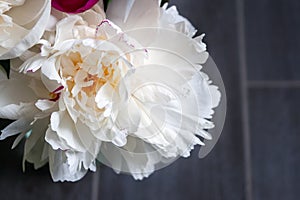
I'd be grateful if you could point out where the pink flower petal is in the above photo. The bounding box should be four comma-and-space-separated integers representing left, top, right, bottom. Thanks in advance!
52, 0, 99, 14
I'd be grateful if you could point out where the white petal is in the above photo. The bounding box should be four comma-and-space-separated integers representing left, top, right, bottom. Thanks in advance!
75, 120, 100, 157
12, 131, 26, 149
9, 1, 43, 25
53, 15, 83, 50
160, 5, 197, 37
45, 126, 69, 151
114, 98, 141, 133
0, 103, 35, 120
0, 0, 51, 59
99, 138, 159, 180
126, 28, 208, 65
17, 54, 46, 73
95, 82, 114, 108
0, 117, 32, 140
35, 99, 56, 112
0, 79, 37, 107
107, 0, 160, 30
41, 58, 62, 92
111, 126, 128, 147
23, 118, 50, 169
50, 111, 86, 152
48, 148, 87, 182
80, 3, 105, 26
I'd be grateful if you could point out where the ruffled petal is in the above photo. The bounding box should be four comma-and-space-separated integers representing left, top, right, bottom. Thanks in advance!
106, 0, 160, 30
23, 118, 50, 170
48, 148, 88, 182
50, 111, 86, 152
99, 137, 161, 180
160, 5, 197, 37
0, 116, 32, 140
45, 126, 70, 150
0, 0, 51, 59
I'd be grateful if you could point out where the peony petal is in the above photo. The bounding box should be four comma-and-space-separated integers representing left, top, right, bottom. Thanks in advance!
50, 111, 86, 152
95, 82, 114, 108
35, 99, 57, 112
126, 28, 208, 66
99, 138, 160, 180
6, 0, 48, 26
65, 150, 96, 173
110, 126, 128, 147
0, 117, 32, 140
160, 5, 197, 37
11, 131, 26, 149
23, 118, 50, 169
0, 0, 51, 59
25, 118, 49, 155
75, 120, 101, 156
80, 3, 105, 26
45, 126, 70, 151
0, 23, 28, 50
48, 148, 87, 182
53, 15, 83, 49
0, 103, 35, 120
114, 97, 141, 133
17, 54, 46, 73
41, 58, 62, 92
0, 79, 37, 106
107, 0, 160, 30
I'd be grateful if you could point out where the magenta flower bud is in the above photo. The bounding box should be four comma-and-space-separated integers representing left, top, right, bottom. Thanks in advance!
52, 0, 99, 14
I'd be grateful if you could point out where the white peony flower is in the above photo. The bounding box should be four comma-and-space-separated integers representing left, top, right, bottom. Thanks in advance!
0, 0, 223, 181
0, 0, 51, 59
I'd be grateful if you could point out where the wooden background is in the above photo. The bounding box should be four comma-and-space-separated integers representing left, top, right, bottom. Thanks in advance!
0, 0, 299, 199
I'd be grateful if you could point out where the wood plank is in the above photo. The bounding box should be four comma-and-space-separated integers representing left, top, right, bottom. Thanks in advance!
249, 88, 300, 200
0, 97, 93, 200
245, 0, 300, 80
0, 136, 94, 200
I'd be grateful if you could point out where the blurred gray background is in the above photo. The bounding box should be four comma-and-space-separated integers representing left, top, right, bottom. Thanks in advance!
0, 0, 299, 199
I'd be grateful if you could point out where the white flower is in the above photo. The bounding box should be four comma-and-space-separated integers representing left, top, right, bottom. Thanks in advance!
0, 0, 51, 59
0, 0, 222, 181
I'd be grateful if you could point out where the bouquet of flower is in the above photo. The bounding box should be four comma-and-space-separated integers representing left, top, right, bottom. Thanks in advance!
0, 0, 224, 182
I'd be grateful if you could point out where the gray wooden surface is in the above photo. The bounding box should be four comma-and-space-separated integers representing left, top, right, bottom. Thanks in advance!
249, 89, 300, 200
245, 0, 300, 80
0, 0, 299, 199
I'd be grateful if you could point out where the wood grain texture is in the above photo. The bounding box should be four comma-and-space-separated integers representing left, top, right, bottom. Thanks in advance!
245, 0, 300, 81
249, 88, 300, 200
0, 137, 94, 200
